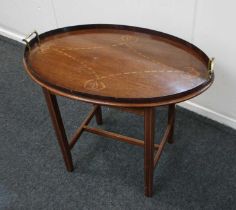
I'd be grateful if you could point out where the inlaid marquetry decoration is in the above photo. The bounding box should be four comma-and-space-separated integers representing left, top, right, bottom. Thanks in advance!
24, 25, 211, 103
33, 34, 203, 93
23, 25, 214, 198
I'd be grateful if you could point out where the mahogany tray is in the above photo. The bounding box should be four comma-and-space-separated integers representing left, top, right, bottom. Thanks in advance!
22, 24, 214, 197
23, 24, 214, 107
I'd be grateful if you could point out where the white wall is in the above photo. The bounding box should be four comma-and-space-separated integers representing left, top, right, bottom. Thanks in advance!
185, 0, 236, 128
0, 0, 57, 40
0, 0, 235, 129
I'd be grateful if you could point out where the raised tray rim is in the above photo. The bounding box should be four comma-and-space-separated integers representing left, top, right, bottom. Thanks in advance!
23, 24, 214, 107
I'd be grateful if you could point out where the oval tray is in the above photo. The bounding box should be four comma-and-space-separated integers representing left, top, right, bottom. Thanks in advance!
23, 24, 214, 107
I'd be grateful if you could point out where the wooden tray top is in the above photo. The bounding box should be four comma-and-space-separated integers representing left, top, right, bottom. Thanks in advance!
23, 24, 214, 106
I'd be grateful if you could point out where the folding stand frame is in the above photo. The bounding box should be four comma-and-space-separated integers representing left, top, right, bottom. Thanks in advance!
43, 88, 175, 197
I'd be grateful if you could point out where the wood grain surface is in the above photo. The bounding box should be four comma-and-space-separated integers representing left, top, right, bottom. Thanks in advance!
23, 24, 213, 106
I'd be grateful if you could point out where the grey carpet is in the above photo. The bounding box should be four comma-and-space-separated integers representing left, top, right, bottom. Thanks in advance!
0, 35, 236, 210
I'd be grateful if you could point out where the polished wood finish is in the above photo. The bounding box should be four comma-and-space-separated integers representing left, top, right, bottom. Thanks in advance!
154, 123, 172, 168
69, 105, 99, 149
40, 93, 175, 196
168, 104, 175, 144
42, 88, 73, 172
22, 24, 214, 197
41, 92, 173, 196
144, 108, 155, 197
23, 24, 213, 107
95, 105, 103, 125
83, 125, 159, 149
116, 107, 144, 116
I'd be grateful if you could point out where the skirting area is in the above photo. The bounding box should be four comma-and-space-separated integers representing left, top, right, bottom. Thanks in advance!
0, 35, 236, 209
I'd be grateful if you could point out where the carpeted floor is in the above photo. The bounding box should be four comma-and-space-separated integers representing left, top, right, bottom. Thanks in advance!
0, 35, 236, 210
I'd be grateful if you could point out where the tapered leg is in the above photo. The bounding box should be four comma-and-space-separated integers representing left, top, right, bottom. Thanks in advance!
144, 107, 155, 197
168, 104, 175, 144
95, 105, 103, 125
43, 88, 73, 172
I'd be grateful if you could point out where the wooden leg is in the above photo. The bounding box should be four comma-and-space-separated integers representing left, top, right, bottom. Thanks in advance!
95, 105, 103, 125
168, 104, 175, 144
144, 107, 155, 197
42, 88, 73, 172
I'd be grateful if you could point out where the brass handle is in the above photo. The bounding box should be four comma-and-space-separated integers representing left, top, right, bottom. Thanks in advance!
208, 57, 215, 78
22, 30, 40, 50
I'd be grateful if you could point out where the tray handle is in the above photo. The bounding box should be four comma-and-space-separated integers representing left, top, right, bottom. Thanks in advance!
208, 57, 215, 78
22, 30, 40, 50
